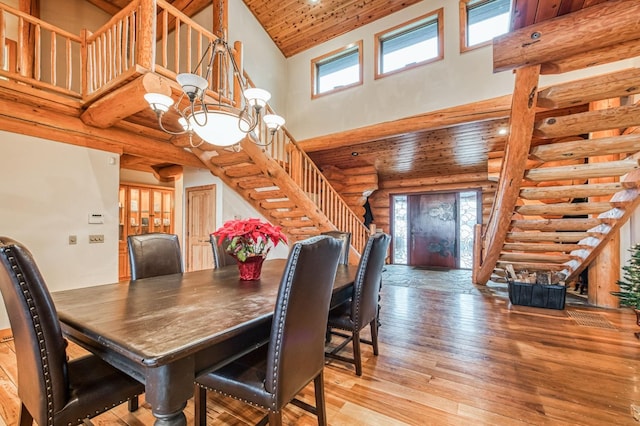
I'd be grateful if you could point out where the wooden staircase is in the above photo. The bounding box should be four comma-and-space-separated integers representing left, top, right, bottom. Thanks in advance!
189, 125, 370, 257
474, 3, 640, 286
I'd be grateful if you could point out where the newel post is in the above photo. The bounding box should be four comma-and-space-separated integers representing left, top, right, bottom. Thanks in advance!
137, 0, 156, 71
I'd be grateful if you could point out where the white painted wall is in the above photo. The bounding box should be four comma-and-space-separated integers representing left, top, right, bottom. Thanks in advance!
0, 132, 120, 328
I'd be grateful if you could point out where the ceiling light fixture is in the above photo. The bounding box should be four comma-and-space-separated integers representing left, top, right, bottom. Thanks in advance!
145, 16, 284, 147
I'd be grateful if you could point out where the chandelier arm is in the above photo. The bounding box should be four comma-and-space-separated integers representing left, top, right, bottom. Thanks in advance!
189, 96, 210, 127
155, 112, 188, 136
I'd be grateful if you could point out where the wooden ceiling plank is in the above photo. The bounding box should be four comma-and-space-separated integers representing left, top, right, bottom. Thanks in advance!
494, 0, 640, 72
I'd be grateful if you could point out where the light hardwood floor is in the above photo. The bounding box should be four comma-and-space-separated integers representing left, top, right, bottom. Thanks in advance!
0, 266, 639, 425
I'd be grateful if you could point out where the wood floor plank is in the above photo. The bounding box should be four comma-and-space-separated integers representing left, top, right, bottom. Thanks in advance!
0, 266, 639, 425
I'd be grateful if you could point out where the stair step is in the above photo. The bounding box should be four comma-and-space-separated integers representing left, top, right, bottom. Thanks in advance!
269, 209, 309, 219
524, 158, 639, 181
236, 177, 278, 189
530, 133, 640, 161
519, 182, 638, 200
249, 189, 286, 200
507, 231, 596, 243
208, 150, 251, 166
503, 242, 588, 252
260, 200, 297, 209
278, 218, 316, 227
511, 218, 603, 231
515, 202, 613, 216
286, 227, 322, 235
499, 252, 576, 263
496, 260, 569, 272
223, 164, 265, 178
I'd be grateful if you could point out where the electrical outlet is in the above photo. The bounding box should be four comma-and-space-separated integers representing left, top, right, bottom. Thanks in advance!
88, 234, 104, 243
69, 235, 77, 245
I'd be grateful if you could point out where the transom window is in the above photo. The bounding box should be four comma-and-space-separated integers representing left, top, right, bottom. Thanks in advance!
460, 0, 512, 52
374, 9, 443, 79
311, 41, 363, 98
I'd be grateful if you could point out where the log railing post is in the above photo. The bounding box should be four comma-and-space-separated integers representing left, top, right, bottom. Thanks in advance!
137, 0, 155, 71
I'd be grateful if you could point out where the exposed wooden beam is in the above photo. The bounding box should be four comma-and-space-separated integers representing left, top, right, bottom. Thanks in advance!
81, 74, 172, 128
0, 97, 204, 168
297, 95, 512, 153
493, 0, 640, 72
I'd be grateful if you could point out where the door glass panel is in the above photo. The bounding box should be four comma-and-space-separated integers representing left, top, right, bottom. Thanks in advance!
140, 189, 150, 234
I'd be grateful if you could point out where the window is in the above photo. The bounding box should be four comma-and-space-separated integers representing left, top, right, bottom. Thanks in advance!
460, 0, 512, 52
375, 9, 443, 79
311, 41, 363, 98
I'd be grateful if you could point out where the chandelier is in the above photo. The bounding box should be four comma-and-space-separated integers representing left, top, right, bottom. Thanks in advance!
145, 37, 285, 147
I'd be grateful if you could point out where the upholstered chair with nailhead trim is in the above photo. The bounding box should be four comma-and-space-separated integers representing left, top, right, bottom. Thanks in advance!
194, 235, 343, 425
320, 231, 351, 265
127, 233, 183, 280
325, 233, 391, 376
0, 237, 145, 426
210, 234, 236, 269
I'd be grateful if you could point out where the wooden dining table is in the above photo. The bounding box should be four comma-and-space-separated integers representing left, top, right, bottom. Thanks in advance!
51, 259, 355, 426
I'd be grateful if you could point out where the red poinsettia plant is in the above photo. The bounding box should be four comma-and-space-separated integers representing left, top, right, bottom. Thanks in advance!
212, 218, 288, 262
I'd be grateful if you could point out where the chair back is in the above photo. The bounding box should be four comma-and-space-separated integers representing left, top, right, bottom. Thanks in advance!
351, 233, 391, 329
210, 235, 236, 269
127, 233, 183, 280
265, 236, 342, 408
321, 231, 351, 265
0, 237, 70, 426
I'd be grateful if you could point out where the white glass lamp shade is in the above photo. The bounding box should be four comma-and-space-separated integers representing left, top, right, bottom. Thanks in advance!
144, 93, 174, 113
176, 73, 209, 99
188, 110, 250, 146
263, 114, 285, 131
244, 88, 271, 109
178, 117, 189, 131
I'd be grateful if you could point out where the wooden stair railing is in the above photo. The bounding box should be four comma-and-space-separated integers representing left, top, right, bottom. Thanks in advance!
474, 64, 640, 286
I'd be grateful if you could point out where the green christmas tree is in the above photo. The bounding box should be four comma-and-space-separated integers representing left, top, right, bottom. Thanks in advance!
611, 243, 640, 309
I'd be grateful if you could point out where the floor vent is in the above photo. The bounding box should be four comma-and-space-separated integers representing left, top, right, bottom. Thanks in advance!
567, 310, 617, 330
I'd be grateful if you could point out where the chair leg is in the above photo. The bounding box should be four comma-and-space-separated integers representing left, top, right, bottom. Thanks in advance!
314, 371, 327, 426
370, 319, 379, 356
353, 330, 362, 376
267, 411, 283, 426
195, 385, 207, 426
18, 403, 33, 426
128, 395, 139, 412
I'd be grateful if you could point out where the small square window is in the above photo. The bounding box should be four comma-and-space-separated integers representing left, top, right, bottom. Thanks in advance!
375, 9, 443, 79
311, 41, 363, 98
460, 0, 512, 52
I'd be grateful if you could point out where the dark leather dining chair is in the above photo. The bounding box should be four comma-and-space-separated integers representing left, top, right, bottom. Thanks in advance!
325, 232, 391, 376
194, 235, 343, 426
210, 234, 236, 269
321, 230, 351, 265
0, 237, 145, 426
127, 232, 183, 280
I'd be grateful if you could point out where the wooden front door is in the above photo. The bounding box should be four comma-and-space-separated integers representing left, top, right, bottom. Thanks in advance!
186, 185, 216, 272
408, 193, 458, 268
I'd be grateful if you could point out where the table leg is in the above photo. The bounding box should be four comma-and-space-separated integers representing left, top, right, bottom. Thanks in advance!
145, 357, 195, 426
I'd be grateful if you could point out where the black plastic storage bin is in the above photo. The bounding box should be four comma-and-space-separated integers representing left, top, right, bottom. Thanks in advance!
508, 281, 566, 310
